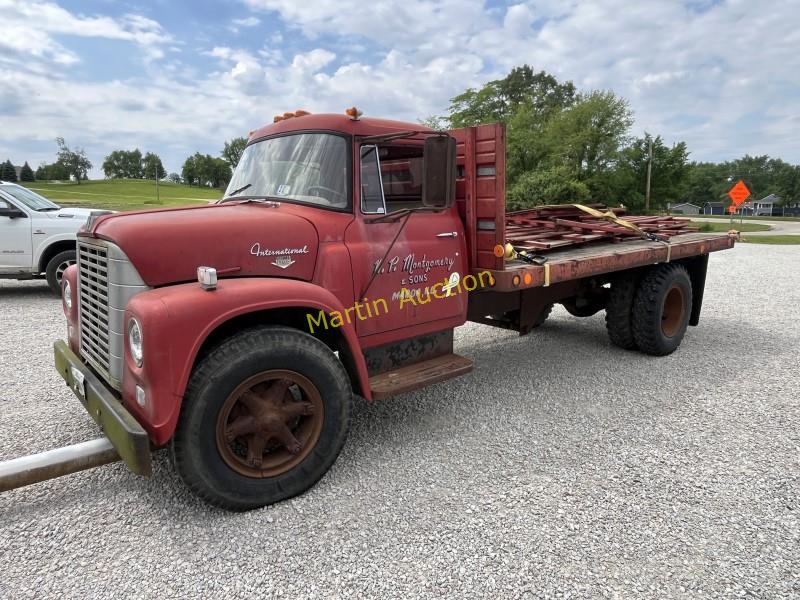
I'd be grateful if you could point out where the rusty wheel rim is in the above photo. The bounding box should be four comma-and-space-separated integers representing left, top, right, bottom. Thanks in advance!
215, 370, 324, 478
661, 284, 685, 337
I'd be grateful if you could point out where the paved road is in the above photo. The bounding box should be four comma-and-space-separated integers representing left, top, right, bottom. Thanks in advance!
690, 217, 800, 236
0, 244, 798, 598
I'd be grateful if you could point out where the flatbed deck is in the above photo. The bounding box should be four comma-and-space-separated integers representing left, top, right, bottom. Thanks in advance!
474, 232, 735, 292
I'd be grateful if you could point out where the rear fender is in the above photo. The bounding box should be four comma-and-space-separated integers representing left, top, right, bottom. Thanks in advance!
122, 278, 370, 446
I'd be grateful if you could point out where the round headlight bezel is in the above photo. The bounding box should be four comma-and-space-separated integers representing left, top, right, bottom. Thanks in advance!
128, 317, 144, 367
63, 280, 72, 311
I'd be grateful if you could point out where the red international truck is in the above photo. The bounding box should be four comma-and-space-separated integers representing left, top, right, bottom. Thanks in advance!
0, 109, 735, 510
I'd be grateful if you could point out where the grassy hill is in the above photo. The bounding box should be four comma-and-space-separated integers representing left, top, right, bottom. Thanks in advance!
23, 179, 223, 211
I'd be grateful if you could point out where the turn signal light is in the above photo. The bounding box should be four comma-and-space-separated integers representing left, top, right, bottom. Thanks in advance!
493, 244, 504, 258
523, 272, 533, 285
345, 106, 363, 120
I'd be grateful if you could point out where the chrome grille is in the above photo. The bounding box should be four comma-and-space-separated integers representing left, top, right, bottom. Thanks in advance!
78, 243, 111, 373
77, 239, 148, 390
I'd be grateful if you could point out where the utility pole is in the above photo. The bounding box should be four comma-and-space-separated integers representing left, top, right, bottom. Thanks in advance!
645, 137, 653, 213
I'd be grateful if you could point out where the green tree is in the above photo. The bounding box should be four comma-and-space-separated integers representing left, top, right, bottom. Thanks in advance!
1, 160, 17, 182
447, 65, 576, 128
182, 154, 198, 186
102, 149, 145, 178
167, 172, 181, 183
221, 137, 248, 169
507, 167, 590, 210
55, 137, 92, 183
611, 134, 690, 212
19, 161, 35, 182
142, 152, 166, 180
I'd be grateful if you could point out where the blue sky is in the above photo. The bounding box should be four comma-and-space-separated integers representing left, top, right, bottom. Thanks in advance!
1, 0, 798, 178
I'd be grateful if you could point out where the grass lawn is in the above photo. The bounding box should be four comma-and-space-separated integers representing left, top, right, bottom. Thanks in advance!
689, 214, 800, 222
688, 220, 770, 232
739, 235, 800, 245
23, 179, 222, 211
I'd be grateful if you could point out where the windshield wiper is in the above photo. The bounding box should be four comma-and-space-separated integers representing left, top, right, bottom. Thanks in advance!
226, 183, 252, 198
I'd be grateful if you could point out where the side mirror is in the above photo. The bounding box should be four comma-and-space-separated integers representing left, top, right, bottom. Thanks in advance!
0, 206, 26, 219
422, 135, 456, 209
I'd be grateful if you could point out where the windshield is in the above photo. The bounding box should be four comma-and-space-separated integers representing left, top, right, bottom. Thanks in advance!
0, 185, 60, 211
223, 133, 350, 210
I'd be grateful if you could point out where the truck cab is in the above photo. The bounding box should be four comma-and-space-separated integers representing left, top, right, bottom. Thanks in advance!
53, 110, 734, 510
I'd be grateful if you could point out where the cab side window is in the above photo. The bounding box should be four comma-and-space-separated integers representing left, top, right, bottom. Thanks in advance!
380, 145, 423, 213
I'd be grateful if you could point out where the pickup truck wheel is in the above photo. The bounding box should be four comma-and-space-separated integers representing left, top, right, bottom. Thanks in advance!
631, 264, 693, 356
171, 326, 352, 511
45, 250, 76, 295
605, 275, 639, 349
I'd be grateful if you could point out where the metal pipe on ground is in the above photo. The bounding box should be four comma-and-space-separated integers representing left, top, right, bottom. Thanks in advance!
0, 438, 121, 493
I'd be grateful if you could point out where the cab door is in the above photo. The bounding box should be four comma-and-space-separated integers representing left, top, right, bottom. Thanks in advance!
0, 195, 32, 272
345, 143, 467, 339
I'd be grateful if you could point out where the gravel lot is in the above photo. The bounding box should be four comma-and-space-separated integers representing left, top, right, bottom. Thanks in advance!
1, 244, 798, 599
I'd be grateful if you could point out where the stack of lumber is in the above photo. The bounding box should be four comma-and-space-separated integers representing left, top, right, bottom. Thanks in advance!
505, 204, 699, 252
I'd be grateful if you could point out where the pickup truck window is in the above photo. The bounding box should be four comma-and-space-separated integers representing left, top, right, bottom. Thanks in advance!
223, 133, 350, 210
360, 144, 425, 215
0, 185, 59, 211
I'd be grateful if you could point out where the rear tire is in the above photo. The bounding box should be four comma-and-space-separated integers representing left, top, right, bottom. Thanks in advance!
631, 264, 692, 356
171, 326, 352, 511
45, 249, 76, 295
605, 275, 639, 349
532, 303, 553, 328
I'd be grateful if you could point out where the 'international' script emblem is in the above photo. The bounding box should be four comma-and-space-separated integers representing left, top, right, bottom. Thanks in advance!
271, 256, 295, 269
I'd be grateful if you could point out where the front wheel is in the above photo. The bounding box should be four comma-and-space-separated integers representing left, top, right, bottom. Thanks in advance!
45, 249, 76, 295
171, 326, 352, 511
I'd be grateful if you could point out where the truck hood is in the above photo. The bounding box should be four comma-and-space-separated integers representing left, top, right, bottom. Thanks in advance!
48, 207, 97, 220
85, 204, 319, 287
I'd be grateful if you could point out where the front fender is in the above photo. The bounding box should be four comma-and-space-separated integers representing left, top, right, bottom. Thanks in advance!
123, 278, 370, 445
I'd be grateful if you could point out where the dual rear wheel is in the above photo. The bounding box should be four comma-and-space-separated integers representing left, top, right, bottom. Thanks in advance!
606, 263, 693, 356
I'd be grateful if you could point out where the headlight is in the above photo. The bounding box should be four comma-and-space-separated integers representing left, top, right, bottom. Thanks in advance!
63, 280, 72, 310
128, 317, 144, 366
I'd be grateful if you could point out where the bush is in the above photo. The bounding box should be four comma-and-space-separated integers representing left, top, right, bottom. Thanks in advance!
507, 167, 590, 211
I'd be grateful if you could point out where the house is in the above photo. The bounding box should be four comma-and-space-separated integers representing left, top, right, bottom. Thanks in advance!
734, 194, 779, 217
703, 201, 726, 215
780, 200, 800, 217
668, 202, 701, 215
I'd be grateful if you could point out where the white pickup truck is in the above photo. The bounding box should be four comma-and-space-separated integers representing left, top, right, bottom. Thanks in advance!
0, 182, 96, 294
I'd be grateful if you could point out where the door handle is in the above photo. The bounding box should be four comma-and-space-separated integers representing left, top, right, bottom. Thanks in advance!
437, 231, 458, 238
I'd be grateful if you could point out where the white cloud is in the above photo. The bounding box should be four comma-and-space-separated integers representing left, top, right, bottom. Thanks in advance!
1, 0, 799, 177
233, 16, 261, 27
0, 0, 171, 63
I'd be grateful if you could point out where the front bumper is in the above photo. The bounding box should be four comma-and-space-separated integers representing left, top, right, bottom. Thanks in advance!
54, 340, 152, 476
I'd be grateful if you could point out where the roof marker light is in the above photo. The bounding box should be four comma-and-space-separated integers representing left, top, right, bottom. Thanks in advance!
294, 109, 310, 117
345, 106, 363, 120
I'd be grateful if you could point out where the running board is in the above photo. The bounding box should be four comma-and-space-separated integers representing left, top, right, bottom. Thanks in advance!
369, 354, 473, 400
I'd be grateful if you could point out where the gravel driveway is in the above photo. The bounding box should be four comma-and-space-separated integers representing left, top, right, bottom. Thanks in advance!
1, 244, 798, 599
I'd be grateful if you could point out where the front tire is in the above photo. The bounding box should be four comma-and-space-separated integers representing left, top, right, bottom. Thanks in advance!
45, 249, 76, 295
171, 326, 352, 511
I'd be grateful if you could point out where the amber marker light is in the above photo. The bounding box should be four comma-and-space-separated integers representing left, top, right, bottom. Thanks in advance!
294, 109, 311, 117
493, 244, 505, 258
273, 115, 283, 123
345, 106, 363, 120
512, 275, 521, 286
523, 272, 533, 286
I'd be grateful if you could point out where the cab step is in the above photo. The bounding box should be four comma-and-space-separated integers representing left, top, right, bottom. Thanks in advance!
369, 353, 473, 400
